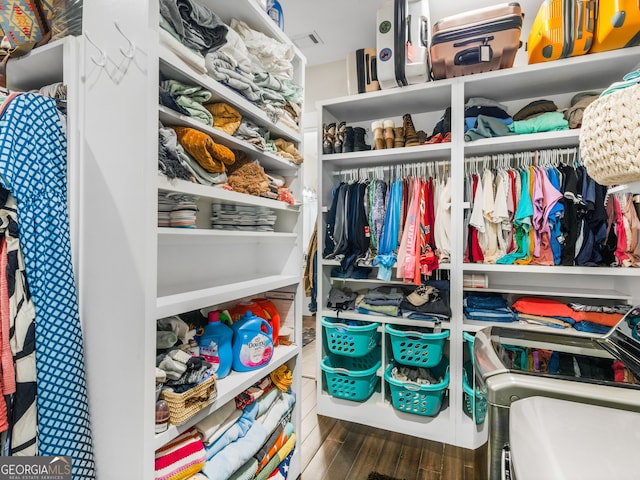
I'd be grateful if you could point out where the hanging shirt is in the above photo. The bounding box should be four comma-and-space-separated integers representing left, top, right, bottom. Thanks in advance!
434, 177, 451, 263
493, 170, 510, 261
0, 93, 95, 477
533, 167, 563, 265
482, 169, 501, 263
374, 179, 403, 281
469, 173, 486, 256
547, 168, 565, 265
498, 169, 533, 264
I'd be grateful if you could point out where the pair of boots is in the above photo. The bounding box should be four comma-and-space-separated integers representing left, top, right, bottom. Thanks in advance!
371, 114, 421, 149
323, 122, 371, 154
371, 120, 404, 149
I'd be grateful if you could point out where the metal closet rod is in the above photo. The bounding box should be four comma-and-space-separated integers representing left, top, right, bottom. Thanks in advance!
465, 147, 581, 170
333, 160, 451, 181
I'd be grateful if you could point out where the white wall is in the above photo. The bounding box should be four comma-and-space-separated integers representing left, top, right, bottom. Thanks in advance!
302, 60, 348, 192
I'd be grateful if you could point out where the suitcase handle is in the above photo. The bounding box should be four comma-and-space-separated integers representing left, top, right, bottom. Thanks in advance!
420, 15, 428, 47
455, 45, 493, 66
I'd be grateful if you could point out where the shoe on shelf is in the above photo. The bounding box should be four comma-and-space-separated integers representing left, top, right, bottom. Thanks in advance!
403, 113, 419, 147
383, 120, 395, 149
323, 122, 336, 154
334, 121, 346, 153
342, 126, 355, 153
393, 127, 404, 148
353, 127, 371, 151
442, 131, 451, 143
371, 120, 385, 150
424, 133, 443, 144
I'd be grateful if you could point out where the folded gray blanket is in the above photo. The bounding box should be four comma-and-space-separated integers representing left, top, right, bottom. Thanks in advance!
160, 0, 228, 54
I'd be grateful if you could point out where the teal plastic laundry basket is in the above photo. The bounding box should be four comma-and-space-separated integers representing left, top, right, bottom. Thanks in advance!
322, 317, 379, 357
386, 324, 449, 367
463, 331, 476, 365
384, 358, 449, 416
463, 361, 487, 425
321, 349, 381, 402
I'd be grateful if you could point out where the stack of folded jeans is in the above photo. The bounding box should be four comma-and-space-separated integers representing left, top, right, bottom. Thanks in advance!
464, 294, 516, 322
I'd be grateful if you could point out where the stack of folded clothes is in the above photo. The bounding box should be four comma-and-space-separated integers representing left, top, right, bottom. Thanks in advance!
159, 124, 229, 186
201, 375, 296, 480
326, 282, 452, 323
509, 99, 568, 134
158, 192, 199, 228
160, 79, 214, 125
158, 0, 304, 132
400, 281, 452, 322
463, 294, 517, 323
356, 286, 405, 317
464, 97, 513, 141
511, 297, 631, 334
234, 119, 266, 150
210, 204, 277, 232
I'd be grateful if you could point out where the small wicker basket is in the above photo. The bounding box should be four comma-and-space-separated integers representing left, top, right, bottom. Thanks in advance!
161, 375, 217, 426
580, 84, 640, 186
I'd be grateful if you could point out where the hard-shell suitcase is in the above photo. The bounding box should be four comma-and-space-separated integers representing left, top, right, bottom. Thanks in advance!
429, 3, 523, 80
528, 0, 596, 64
590, 0, 640, 53
346, 48, 380, 95
376, 0, 431, 89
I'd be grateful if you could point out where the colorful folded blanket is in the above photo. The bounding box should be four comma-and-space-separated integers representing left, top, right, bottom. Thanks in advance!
254, 433, 296, 480
155, 428, 206, 480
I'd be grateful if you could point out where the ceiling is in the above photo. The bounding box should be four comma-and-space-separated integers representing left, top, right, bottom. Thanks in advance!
280, 0, 542, 66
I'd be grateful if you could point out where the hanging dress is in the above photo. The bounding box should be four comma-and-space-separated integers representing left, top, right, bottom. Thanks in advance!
0, 93, 95, 478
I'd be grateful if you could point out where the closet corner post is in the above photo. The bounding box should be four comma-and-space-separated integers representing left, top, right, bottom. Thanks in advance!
448, 80, 467, 444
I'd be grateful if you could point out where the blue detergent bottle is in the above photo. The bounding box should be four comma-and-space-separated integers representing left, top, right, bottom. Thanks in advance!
266, 0, 284, 31
199, 311, 233, 379
231, 311, 274, 372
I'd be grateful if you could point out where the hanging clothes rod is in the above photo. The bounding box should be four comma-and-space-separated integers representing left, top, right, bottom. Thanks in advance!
465, 147, 581, 169
333, 159, 451, 181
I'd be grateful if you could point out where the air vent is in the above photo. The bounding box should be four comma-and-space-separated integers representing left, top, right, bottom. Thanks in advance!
291, 31, 324, 49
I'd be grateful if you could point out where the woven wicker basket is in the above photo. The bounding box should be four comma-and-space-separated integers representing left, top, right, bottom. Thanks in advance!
161, 376, 217, 426
580, 84, 640, 186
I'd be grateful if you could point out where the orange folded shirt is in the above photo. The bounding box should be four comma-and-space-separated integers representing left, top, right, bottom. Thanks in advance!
511, 297, 622, 327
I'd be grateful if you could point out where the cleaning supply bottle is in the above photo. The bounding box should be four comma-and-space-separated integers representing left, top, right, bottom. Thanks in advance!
252, 297, 280, 346
199, 311, 233, 379
266, 0, 284, 31
231, 311, 274, 372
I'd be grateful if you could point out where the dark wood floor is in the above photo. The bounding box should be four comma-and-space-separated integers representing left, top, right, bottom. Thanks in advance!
299, 339, 487, 480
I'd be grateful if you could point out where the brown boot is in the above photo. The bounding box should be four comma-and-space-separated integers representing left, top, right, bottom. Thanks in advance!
383, 120, 395, 149
417, 130, 428, 145
393, 127, 404, 148
371, 120, 385, 150
403, 113, 419, 147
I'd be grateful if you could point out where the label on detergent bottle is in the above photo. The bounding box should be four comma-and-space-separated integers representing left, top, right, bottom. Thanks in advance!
239, 334, 273, 367
200, 341, 220, 373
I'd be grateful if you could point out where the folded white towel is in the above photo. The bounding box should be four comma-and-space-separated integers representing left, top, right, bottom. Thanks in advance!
194, 399, 238, 444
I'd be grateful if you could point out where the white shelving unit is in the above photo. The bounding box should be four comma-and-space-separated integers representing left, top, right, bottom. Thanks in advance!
152, 2, 307, 478
317, 46, 640, 451
20, 0, 305, 478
